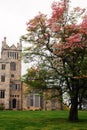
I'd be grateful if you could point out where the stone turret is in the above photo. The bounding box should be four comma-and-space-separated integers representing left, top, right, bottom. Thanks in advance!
2, 37, 8, 49
17, 40, 22, 50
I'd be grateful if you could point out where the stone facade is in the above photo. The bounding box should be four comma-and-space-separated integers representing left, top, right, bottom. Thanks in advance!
0, 37, 22, 110
0, 37, 62, 110
22, 83, 62, 110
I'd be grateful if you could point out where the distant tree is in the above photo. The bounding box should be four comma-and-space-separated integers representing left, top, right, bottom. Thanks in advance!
22, 67, 47, 89
21, 0, 87, 121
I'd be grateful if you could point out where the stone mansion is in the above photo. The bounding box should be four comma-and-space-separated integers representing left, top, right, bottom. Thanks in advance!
0, 37, 61, 110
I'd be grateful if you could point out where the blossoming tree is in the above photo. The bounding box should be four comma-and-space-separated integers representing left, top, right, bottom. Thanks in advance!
22, 0, 87, 121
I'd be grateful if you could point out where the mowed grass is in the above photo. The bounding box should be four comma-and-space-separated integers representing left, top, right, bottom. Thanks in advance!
0, 110, 87, 130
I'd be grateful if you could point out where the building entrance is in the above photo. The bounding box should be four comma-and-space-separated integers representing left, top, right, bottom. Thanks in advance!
12, 99, 16, 108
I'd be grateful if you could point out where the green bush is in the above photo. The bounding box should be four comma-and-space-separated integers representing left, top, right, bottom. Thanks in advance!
0, 103, 5, 110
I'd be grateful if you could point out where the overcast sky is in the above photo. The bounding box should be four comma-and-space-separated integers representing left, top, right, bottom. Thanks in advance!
0, 0, 87, 44
0, 0, 54, 45
0, 0, 87, 74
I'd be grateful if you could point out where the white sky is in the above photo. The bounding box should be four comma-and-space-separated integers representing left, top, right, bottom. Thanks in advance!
0, 0, 87, 74
0, 0, 54, 45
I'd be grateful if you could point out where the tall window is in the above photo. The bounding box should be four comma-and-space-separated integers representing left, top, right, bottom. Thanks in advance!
0, 90, 5, 98
8, 52, 18, 59
27, 94, 41, 107
1, 75, 5, 82
10, 62, 16, 71
30, 95, 33, 106
2, 64, 6, 70
34, 95, 40, 107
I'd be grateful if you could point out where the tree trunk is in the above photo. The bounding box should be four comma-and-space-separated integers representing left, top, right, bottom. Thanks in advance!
68, 97, 78, 121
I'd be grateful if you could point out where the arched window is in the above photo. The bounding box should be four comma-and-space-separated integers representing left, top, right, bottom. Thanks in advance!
10, 62, 16, 71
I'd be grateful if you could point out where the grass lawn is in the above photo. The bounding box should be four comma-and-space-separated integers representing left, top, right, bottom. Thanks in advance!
0, 110, 87, 130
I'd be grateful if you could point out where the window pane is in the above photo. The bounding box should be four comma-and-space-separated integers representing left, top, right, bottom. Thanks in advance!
0, 90, 5, 98
10, 62, 16, 71
2, 64, 6, 70
1, 75, 5, 82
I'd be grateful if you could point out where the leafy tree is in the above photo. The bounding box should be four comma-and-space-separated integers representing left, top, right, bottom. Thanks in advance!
21, 0, 87, 121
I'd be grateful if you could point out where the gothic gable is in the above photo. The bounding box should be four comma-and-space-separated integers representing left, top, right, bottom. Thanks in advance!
10, 44, 16, 50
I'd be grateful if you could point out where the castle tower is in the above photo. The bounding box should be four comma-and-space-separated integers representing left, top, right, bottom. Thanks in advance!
0, 37, 22, 110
